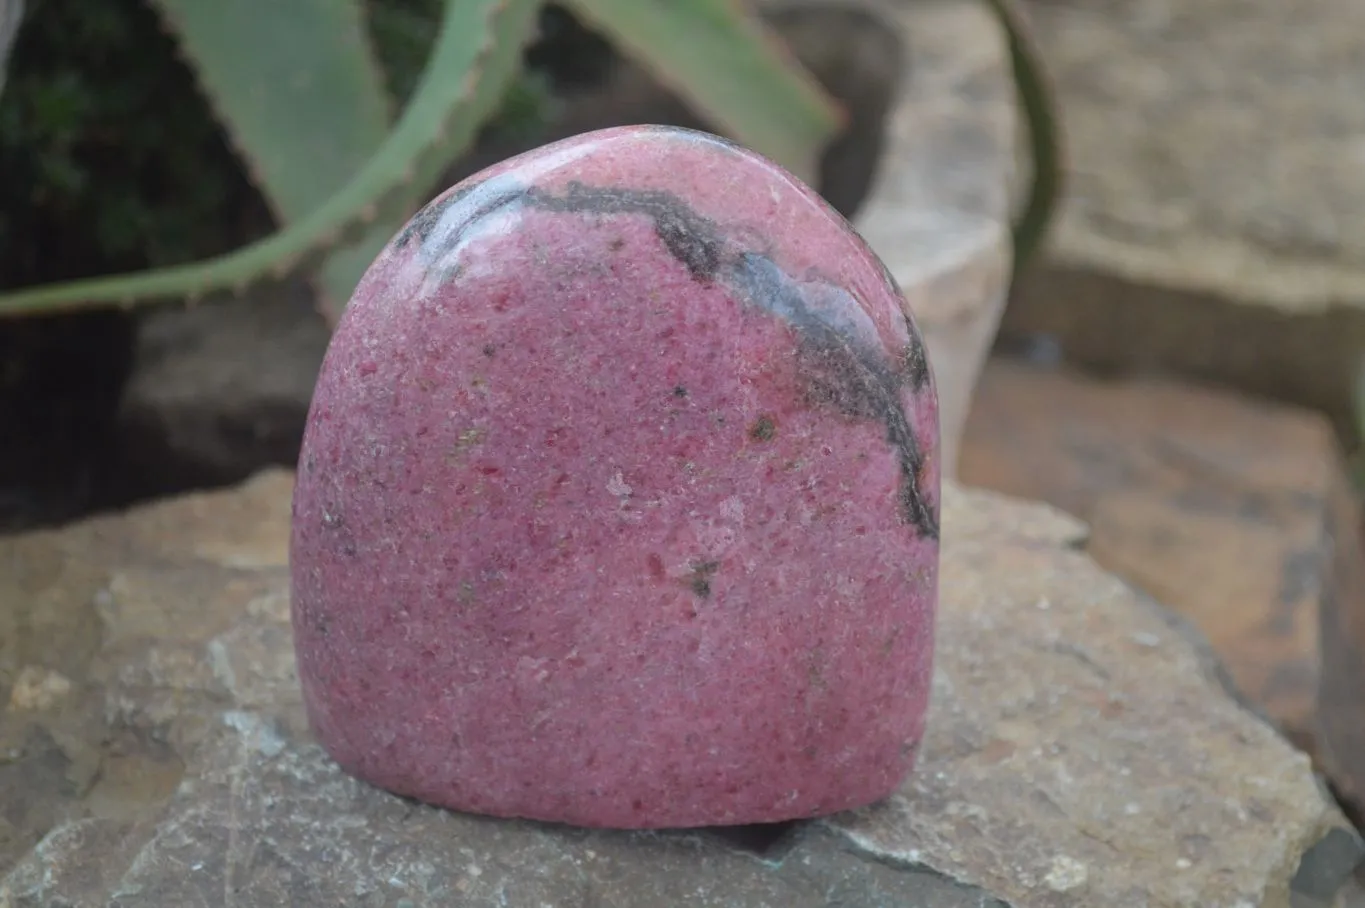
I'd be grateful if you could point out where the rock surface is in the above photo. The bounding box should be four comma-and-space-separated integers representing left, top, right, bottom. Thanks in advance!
2, 470, 1357, 905
117, 279, 328, 491
960, 356, 1365, 833
1002, 0, 1365, 430
960, 356, 1361, 764
113, 0, 1013, 500
1319, 465, 1365, 827
293, 123, 942, 829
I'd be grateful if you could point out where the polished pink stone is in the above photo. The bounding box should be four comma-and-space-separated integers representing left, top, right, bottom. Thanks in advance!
290, 124, 940, 829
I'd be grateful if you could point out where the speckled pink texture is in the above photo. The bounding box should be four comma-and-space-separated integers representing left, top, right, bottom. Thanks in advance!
290, 125, 940, 829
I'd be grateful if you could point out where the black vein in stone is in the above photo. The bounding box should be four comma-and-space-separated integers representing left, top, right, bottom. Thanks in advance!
901, 337, 932, 392
394, 176, 937, 539
401, 179, 726, 284
522, 182, 725, 282
728, 253, 938, 540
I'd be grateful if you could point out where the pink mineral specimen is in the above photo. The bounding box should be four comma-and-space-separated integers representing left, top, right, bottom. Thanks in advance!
290, 125, 940, 829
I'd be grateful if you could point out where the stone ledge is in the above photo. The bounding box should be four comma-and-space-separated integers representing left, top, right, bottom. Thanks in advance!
961, 355, 1365, 829
1001, 0, 1365, 430
1, 469, 1355, 905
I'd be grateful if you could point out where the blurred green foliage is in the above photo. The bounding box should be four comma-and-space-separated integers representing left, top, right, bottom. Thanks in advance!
0, 0, 849, 320
0, 0, 252, 289
0, 0, 560, 295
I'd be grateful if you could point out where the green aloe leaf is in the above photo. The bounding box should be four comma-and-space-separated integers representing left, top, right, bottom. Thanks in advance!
147, 0, 395, 311
0, 0, 543, 320
983, 0, 1063, 277
313, 68, 560, 321
564, 0, 844, 185
148, 0, 391, 222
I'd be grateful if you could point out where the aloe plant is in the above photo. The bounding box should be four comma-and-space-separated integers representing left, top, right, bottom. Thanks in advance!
567, 0, 843, 185
147, 0, 395, 313
0, 0, 550, 321
0, 0, 1058, 323
984, 0, 1060, 281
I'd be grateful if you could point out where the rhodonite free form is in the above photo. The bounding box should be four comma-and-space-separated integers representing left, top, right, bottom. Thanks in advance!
290, 125, 941, 829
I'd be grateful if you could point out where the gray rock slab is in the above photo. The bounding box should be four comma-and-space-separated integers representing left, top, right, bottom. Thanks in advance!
0, 470, 1355, 906
1001, 0, 1365, 430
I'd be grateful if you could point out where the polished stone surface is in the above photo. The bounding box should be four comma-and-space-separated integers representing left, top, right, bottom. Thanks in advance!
290, 125, 940, 828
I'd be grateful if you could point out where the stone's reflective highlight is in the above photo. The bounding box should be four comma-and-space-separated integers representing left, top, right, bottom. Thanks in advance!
290, 125, 941, 829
